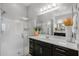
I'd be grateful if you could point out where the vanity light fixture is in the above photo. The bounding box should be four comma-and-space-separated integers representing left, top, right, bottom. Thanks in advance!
39, 7, 59, 15
43, 7, 47, 11
40, 5, 49, 12
39, 3, 59, 15
40, 8, 43, 12
40, 3, 57, 12
47, 5, 52, 9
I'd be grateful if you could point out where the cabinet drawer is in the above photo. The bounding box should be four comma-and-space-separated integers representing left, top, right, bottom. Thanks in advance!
54, 48, 67, 55
54, 45, 69, 51
53, 44, 78, 56
54, 52, 66, 56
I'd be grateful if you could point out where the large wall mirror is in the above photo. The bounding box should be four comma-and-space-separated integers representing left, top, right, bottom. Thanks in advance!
37, 13, 53, 35
53, 13, 73, 37
36, 3, 76, 37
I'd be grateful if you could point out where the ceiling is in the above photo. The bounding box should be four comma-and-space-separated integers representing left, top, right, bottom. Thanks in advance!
21, 3, 31, 6
0, 3, 28, 20
27, 3, 75, 16
0, 3, 76, 20
16, 3, 31, 7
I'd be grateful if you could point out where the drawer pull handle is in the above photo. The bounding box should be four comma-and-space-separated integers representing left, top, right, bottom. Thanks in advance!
56, 48, 66, 52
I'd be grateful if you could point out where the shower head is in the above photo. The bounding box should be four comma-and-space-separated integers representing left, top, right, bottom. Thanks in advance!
1, 11, 6, 15
0, 8, 6, 15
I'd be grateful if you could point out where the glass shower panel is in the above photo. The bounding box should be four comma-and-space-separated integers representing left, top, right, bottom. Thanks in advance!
0, 9, 2, 33
0, 8, 6, 33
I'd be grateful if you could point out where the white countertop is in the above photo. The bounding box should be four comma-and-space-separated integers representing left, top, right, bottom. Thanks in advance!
29, 34, 79, 51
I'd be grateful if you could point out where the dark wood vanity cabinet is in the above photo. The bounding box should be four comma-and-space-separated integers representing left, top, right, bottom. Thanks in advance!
29, 38, 78, 56
29, 38, 51, 56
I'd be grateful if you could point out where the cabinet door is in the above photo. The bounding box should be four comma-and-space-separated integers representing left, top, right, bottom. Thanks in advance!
29, 39, 34, 55
34, 44, 42, 56
34, 40, 52, 56
42, 46, 51, 56
30, 39, 42, 56
39, 41, 52, 56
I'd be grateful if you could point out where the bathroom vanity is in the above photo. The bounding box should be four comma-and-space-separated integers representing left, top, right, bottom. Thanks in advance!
29, 35, 78, 56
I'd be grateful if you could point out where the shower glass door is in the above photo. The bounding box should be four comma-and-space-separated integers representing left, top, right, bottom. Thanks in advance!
0, 9, 2, 33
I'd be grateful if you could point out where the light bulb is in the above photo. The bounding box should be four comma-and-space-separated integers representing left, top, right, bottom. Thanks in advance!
40, 8, 43, 11
43, 7, 47, 11
47, 5, 52, 9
